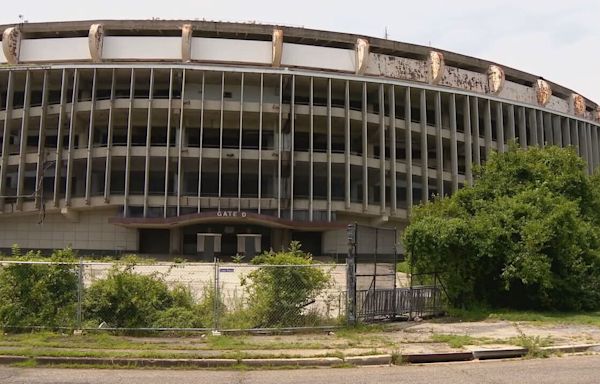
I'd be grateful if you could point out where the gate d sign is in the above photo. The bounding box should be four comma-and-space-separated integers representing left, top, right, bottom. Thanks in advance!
216, 210, 247, 218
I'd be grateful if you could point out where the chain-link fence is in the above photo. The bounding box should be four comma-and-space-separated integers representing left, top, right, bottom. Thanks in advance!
0, 260, 346, 332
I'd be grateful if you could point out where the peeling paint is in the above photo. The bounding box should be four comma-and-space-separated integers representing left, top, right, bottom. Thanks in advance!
88, 24, 104, 63
2, 27, 21, 64
487, 65, 505, 94
355, 38, 369, 75
181, 24, 192, 63
366, 53, 427, 82
571, 93, 585, 116
427, 51, 444, 85
535, 79, 552, 107
272, 28, 283, 68
440, 66, 487, 93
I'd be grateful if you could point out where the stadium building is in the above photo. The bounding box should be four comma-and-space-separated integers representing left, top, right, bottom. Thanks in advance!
0, 20, 599, 258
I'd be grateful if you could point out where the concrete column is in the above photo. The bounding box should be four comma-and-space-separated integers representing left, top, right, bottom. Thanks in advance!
420, 90, 428, 201
463, 96, 473, 186
495, 102, 504, 152
484, 99, 492, 158
388, 86, 397, 213
34, 70, 49, 209
143, 69, 154, 217
177, 69, 187, 216
85, 68, 98, 205
580, 122, 588, 173
169, 228, 182, 255
449, 94, 458, 193
289, 75, 296, 219
362, 82, 368, 210
309, 77, 314, 220
507, 104, 515, 143
327, 79, 332, 221
217, 72, 224, 211
435, 92, 443, 196
528, 108, 538, 147
65, 69, 80, 207
0, 71, 14, 211
528, 109, 541, 147
471, 97, 480, 166
573, 120, 581, 156
404, 87, 412, 210
518, 107, 527, 149
54, 69, 68, 207
592, 125, 599, 172
553, 116, 562, 147
277, 74, 283, 218
344, 80, 351, 210
536, 110, 544, 147
563, 118, 571, 147
544, 113, 553, 145
198, 72, 205, 213
16, 70, 31, 210
123, 68, 135, 216
104, 69, 116, 203
257, 74, 263, 214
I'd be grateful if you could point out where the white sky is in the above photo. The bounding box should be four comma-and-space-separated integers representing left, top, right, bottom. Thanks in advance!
3, 0, 599, 102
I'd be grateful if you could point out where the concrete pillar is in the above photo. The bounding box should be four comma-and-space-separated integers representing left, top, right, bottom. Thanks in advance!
170, 228, 182, 255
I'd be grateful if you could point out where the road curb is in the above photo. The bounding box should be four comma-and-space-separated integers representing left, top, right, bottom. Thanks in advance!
240, 357, 343, 367
0, 343, 597, 369
344, 354, 392, 366
543, 344, 600, 354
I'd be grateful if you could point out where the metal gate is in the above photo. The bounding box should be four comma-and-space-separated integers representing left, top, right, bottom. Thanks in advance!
346, 223, 446, 323
346, 223, 398, 322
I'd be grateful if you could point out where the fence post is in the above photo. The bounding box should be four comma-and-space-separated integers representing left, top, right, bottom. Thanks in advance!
346, 224, 357, 325
76, 258, 83, 330
213, 258, 220, 332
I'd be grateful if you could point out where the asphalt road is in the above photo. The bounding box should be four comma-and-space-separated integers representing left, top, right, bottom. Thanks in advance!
1, 355, 599, 384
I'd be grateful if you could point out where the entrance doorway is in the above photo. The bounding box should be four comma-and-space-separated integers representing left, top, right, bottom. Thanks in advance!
139, 229, 170, 254
181, 224, 272, 260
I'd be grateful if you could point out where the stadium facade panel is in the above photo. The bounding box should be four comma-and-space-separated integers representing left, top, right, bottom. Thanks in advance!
0, 20, 599, 258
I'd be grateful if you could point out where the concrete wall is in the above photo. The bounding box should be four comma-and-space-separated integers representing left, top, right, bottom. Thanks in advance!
19, 37, 89, 62
102, 36, 180, 60
191, 37, 271, 64
0, 209, 137, 252
281, 43, 355, 71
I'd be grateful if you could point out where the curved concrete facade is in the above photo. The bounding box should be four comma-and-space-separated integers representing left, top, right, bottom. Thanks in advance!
0, 20, 599, 257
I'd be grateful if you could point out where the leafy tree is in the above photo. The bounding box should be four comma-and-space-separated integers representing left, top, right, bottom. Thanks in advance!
0, 248, 78, 328
241, 241, 332, 327
403, 145, 600, 311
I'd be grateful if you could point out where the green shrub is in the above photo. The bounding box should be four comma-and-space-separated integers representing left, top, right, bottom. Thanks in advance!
83, 263, 196, 328
241, 241, 332, 327
0, 247, 78, 328
404, 145, 600, 310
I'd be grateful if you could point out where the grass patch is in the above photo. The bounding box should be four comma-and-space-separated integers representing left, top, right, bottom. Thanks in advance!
447, 307, 600, 326
430, 334, 501, 348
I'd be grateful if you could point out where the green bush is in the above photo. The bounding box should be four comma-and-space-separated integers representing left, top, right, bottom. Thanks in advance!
404, 145, 600, 311
241, 241, 332, 327
0, 247, 78, 328
83, 263, 197, 328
